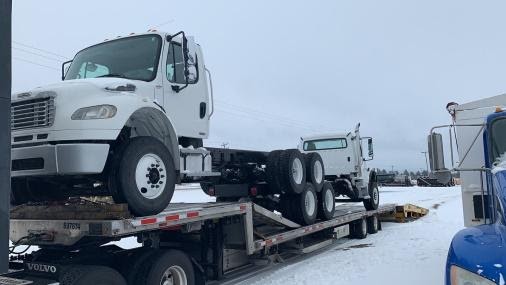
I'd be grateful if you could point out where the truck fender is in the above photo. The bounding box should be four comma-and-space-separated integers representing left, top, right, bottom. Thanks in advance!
369, 170, 378, 188
121, 107, 180, 171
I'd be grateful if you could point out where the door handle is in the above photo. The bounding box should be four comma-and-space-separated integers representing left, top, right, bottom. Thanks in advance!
199, 102, 206, 119
347, 157, 351, 162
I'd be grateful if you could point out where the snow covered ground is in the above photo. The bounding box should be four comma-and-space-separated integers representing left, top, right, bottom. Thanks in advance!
9, 185, 464, 284
239, 186, 463, 285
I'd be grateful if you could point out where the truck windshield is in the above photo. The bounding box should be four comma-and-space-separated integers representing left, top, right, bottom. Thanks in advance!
490, 118, 506, 163
303, 138, 347, 151
65, 35, 162, 82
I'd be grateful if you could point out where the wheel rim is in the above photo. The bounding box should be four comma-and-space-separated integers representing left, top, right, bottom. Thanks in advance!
135, 153, 166, 199
372, 186, 379, 205
304, 190, 316, 216
292, 158, 304, 185
314, 160, 323, 184
160, 265, 187, 285
324, 188, 334, 213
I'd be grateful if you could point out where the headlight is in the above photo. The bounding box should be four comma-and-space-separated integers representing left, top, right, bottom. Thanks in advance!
451, 265, 496, 285
71, 105, 117, 120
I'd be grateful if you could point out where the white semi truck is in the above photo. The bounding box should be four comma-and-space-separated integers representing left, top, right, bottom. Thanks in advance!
0, 31, 391, 285
299, 124, 379, 211
9, 31, 379, 220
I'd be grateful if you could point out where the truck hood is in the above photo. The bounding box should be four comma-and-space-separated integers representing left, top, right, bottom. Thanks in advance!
447, 224, 506, 284
11, 78, 155, 102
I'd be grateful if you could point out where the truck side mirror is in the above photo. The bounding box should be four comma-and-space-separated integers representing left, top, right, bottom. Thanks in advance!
367, 138, 374, 158
167, 31, 192, 92
428, 133, 446, 171
61, 60, 72, 80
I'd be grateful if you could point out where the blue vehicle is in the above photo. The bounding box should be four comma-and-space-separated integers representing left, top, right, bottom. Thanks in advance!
429, 96, 506, 285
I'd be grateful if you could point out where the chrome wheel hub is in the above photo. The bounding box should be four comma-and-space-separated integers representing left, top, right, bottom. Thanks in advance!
304, 190, 316, 216
160, 265, 187, 285
135, 153, 166, 199
292, 158, 304, 185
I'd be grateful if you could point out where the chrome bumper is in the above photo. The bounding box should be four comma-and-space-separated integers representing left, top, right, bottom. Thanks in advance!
11, 143, 110, 177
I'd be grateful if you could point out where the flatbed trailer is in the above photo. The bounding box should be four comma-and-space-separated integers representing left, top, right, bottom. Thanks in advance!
1, 198, 396, 285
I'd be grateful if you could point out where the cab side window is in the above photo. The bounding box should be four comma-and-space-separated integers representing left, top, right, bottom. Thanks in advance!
166, 42, 198, 84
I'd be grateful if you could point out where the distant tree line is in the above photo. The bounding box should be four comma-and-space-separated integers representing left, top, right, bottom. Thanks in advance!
376, 169, 428, 178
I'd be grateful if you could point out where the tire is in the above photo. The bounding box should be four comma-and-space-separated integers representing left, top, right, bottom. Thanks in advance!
367, 215, 379, 234
60, 265, 126, 285
317, 182, 335, 221
279, 149, 306, 194
350, 217, 368, 239
363, 183, 379, 211
266, 150, 284, 194
10, 178, 68, 206
304, 153, 325, 192
279, 194, 296, 221
111, 137, 176, 216
120, 248, 158, 285
143, 250, 195, 285
290, 183, 318, 225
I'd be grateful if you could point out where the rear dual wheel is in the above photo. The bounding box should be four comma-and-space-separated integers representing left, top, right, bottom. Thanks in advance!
266, 149, 306, 194
280, 183, 318, 225
304, 152, 325, 192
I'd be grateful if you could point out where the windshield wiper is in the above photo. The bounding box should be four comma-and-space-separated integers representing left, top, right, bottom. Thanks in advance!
96, 73, 127, 79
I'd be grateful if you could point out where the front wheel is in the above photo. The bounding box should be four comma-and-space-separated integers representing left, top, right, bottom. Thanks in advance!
317, 182, 335, 221
363, 183, 379, 211
110, 137, 176, 216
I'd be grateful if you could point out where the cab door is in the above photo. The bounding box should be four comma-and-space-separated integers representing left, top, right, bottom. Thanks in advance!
161, 36, 210, 139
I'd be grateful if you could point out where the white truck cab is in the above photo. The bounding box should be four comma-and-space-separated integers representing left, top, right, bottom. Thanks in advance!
298, 124, 378, 210
10, 31, 215, 216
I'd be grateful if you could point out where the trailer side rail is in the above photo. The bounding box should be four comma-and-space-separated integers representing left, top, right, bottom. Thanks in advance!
254, 204, 396, 250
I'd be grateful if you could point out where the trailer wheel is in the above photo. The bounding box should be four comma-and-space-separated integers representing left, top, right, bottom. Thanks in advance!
60, 265, 126, 285
266, 150, 284, 193
144, 250, 195, 285
317, 182, 335, 221
279, 149, 306, 194
113, 137, 176, 216
291, 183, 318, 225
120, 248, 158, 285
351, 217, 368, 239
367, 215, 379, 234
363, 183, 379, 211
304, 153, 325, 192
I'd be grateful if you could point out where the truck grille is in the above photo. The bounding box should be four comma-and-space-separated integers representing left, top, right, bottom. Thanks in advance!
11, 97, 55, 131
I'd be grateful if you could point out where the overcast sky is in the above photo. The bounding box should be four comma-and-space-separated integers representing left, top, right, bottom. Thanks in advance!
11, 0, 506, 171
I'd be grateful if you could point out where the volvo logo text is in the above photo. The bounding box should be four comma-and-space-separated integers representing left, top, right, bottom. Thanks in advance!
26, 263, 57, 273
